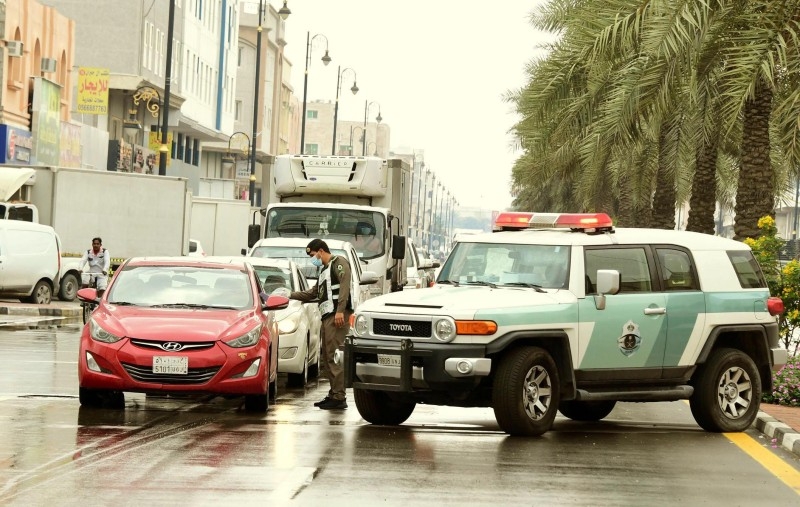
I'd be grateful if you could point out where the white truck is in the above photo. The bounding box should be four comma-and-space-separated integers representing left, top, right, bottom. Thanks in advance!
250, 155, 411, 295
0, 166, 192, 300
189, 197, 251, 257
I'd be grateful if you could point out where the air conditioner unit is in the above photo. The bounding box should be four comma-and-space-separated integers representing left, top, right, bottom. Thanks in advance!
41, 57, 57, 73
6, 41, 23, 57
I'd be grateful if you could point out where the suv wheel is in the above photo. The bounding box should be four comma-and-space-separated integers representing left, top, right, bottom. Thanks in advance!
492, 346, 560, 436
690, 347, 761, 432
354, 389, 416, 425
558, 400, 616, 421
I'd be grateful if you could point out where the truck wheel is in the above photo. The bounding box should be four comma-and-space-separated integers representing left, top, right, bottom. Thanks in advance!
558, 400, 616, 421
58, 273, 80, 301
25, 280, 52, 304
690, 347, 761, 432
492, 346, 560, 436
354, 388, 416, 425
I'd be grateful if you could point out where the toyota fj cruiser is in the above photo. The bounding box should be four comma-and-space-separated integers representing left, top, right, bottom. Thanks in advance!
343, 212, 787, 436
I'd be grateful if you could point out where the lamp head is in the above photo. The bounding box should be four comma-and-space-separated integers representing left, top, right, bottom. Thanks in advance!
278, 1, 291, 20
350, 82, 359, 95
376, 111, 382, 124
321, 50, 332, 66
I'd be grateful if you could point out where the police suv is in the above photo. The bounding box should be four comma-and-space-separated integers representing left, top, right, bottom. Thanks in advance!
343, 212, 787, 436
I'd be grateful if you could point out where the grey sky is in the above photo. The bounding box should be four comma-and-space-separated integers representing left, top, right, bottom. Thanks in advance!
273, 0, 553, 211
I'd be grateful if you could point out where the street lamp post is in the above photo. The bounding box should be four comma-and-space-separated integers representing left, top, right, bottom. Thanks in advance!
300, 32, 331, 155
349, 126, 364, 156
362, 101, 382, 156
221, 131, 251, 180
331, 66, 358, 155
415, 162, 425, 237
157, 0, 177, 176
122, 85, 161, 172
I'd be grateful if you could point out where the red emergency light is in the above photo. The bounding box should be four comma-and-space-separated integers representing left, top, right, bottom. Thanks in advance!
494, 212, 614, 233
493, 212, 534, 231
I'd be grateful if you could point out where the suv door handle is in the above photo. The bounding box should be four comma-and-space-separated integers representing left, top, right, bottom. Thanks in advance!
644, 307, 666, 315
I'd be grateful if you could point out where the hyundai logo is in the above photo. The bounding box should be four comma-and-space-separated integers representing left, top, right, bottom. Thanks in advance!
160, 342, 184, 351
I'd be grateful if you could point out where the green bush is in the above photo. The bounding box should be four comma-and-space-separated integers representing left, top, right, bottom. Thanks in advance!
762, 355, 800, 407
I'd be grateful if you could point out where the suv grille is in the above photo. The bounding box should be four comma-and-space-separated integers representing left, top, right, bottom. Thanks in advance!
372, 318, 431, 338
121, 363, 220, 384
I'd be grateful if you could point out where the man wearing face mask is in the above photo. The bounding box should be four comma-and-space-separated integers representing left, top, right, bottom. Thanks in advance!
289, 239, 353, 409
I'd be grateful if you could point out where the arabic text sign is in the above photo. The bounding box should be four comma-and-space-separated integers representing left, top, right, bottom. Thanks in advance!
77, 67, 109, 115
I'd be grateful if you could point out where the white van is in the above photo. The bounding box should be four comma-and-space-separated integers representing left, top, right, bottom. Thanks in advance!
0, 220, 61, 304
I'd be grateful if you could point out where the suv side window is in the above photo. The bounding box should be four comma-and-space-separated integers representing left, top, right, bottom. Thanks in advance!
656, 248, 699, 291
585, 247, 653, 294
727, 250, 767, 288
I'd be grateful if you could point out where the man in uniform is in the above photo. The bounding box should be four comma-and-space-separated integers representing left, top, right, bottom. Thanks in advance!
79, 237, 111, 298
289, 239, 353, 409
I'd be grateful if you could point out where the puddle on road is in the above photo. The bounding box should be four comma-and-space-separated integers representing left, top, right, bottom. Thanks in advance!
0, 316, 83, 331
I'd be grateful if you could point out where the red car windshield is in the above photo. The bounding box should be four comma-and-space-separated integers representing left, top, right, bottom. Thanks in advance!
107, 265, 254, 309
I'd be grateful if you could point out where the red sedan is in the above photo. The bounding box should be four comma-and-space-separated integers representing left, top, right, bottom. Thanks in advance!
76, 257, 288, 411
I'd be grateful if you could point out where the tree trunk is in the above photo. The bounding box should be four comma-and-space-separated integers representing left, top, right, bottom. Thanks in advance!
651, 125, 676, 229
616, 170, 634, 227
734, 81, 774, 240
686, 136, 718, 234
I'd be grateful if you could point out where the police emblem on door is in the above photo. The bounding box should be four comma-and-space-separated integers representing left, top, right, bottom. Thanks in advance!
618, 320, 641, 356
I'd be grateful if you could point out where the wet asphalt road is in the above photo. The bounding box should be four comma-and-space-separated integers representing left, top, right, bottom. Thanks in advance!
0, 320, 799, 506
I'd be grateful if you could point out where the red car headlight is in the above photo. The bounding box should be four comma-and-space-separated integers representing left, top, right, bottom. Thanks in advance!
89, 318, 123, 343
225, 324, 263, 348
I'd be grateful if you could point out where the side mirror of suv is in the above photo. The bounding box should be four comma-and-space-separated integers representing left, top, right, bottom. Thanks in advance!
594, 269, 620, 310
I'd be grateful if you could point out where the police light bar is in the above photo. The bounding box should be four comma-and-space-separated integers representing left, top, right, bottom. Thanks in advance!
528, 212, 613, 231
493, 212, 534, 231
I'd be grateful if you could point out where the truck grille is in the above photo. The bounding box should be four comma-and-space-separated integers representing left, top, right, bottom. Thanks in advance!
372, 318, 431, 338
121, 363, 220, 385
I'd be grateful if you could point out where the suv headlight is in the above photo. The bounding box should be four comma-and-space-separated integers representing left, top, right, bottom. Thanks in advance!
225, 324, 263, 348
354, 314, 368, 336
89, 318, 122, 343
433, 318, 456, 342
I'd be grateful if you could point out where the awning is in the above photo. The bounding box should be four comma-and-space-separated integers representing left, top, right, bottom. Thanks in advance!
0, 167, 36, 201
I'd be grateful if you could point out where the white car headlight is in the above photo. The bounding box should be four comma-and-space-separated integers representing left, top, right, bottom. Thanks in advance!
355, 314, 368, 336
89, 318, 122, 343
433, 318, 456, 342
278, 312, 301, 334
225, 324, 263, 348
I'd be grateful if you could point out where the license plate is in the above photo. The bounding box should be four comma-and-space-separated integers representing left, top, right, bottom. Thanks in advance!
153, 356, 188, 374
377, 354, 401, 367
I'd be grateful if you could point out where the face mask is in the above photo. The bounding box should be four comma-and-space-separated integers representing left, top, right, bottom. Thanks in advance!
310, 257, 323, 267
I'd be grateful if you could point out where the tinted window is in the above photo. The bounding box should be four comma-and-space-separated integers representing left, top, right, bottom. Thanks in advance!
585, 247, 652, 294
727, 251, 767, 289
656, 248, 699, 291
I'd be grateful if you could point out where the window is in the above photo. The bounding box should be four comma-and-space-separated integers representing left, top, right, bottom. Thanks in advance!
235, 100, 242, 120
727, 251, 767, 289
238, 46, 242, 66
585, 247, 652, 294
305, 143, 319, 155
307, 110, 318, 119
656, 248, 698, 291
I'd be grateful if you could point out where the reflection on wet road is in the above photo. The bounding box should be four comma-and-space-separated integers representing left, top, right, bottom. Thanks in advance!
0, 324, 798, 506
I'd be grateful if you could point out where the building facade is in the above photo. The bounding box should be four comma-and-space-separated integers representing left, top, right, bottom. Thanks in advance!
302, 99, 390, 157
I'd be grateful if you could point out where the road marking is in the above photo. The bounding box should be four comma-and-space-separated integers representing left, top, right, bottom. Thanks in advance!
725, 432, 800, 494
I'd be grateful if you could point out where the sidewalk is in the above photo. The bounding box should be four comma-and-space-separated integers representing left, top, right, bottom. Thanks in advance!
0, 298, 798, 455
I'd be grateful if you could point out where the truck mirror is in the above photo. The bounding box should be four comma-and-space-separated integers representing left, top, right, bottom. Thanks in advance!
247, 224, 261, 248
391, 236, 406, 260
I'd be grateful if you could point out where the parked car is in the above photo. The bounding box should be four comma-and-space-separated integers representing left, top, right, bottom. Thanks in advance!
0, 219, 61, 304
247, 237, 378, 309
209, 256, 322, 387
76, 257, 288, 411
404, 239, 439, 290
187, 239, 206, 257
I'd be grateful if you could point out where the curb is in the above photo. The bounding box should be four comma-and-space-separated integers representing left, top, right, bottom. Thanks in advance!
0, 306, 81, 317
754, 411, 800, 456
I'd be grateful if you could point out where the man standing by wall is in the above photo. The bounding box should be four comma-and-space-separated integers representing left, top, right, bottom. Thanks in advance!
290, 238, 353, 410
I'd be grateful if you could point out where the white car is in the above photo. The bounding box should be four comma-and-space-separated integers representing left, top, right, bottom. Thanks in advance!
247, 237, 378, 311
404, 239, 439, 290
207, 256, 322, 387
187, 239, 206, 257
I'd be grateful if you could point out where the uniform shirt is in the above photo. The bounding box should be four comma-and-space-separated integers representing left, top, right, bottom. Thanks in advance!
79, 247, 110, 273
290, 255, 352, 317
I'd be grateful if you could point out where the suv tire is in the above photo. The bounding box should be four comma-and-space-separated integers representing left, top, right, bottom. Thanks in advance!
558, 400, 616, 421
492, 346, 560, 436
354, 389, 416, 425
690, 347, 761, 432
